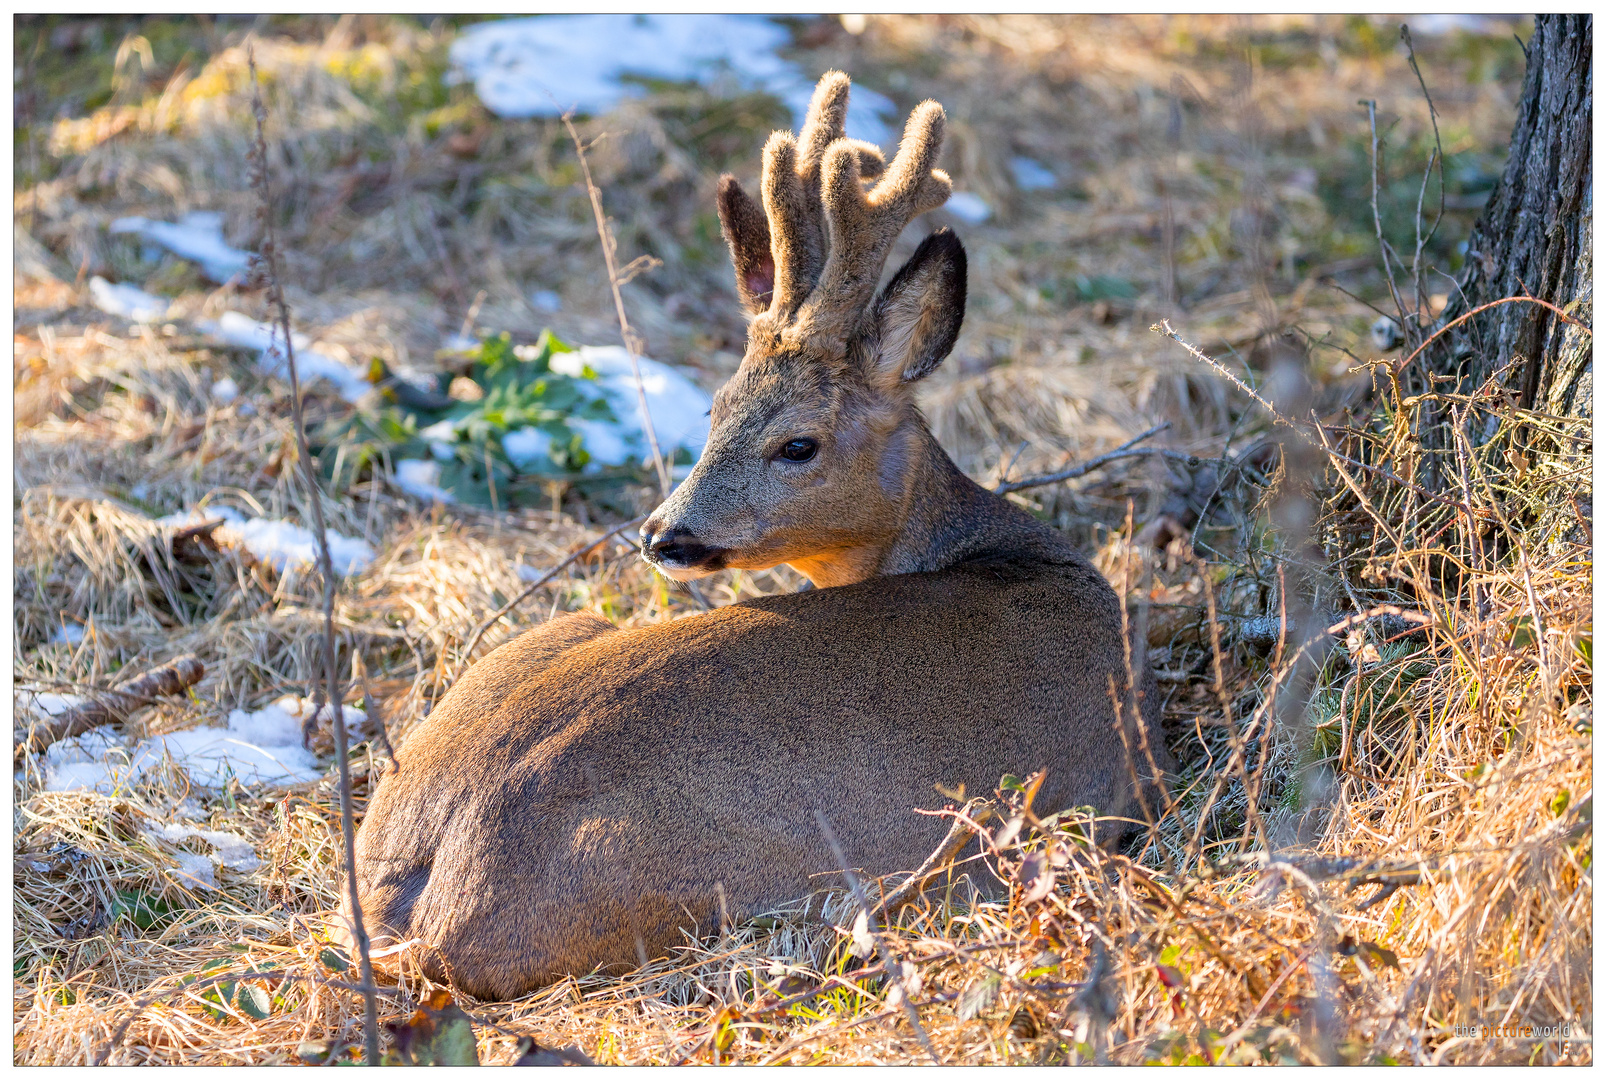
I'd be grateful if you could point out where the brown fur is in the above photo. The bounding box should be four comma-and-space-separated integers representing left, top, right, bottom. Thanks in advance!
343, 74, 1173, 1000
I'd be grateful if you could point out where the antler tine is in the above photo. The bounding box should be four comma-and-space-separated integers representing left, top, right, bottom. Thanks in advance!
796, 100, 951, 348
796, 72, 888, 182
756, 72, 889, 323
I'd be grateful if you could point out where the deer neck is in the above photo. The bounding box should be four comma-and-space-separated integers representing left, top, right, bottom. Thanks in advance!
787, 418, 1064, 589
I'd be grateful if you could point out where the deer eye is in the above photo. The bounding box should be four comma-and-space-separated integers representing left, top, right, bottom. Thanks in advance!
777, 438, 818, 463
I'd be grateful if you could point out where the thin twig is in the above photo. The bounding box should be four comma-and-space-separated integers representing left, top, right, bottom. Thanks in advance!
459, 515, 646, 665
872, 798, 996, 918
994, 422, 1181, 494
247, 51, 378, 1067
560, 112, 672, 499
1394, 295, 1591, 375
813, 809, 941, 1065
1400, 24, 1447, 320
1361, 99, 1413, 346
1152, 319, 1487, 517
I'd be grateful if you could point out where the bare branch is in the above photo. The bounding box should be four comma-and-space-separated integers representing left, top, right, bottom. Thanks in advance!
560, 112, 672, 500
14, 655, 204, 760
246, 50, 378, 1067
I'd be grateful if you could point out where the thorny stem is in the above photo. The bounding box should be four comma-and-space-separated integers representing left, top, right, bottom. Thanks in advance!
247, 52, 379, 1067
1151, 319, 1489, 518
562, 113, 673, 500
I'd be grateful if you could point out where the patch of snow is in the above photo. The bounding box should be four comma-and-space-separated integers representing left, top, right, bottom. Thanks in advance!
449, 15, 894, 145
1399, 14, 1524, 36
393, 458, 456, 504
108, 211, 251, 284
1009, 156, 1057, 190
21, 691, 87, 718
172, 797, 208, 821
171, 851, 218, 890
210, 376, 239, 404
199, 311, 372, 403
550, 345, 712, 466
440, 332, 480, 354
568, 417, 634, 472
516, 563, 547, 583
88, 276, 169, 322
502, 426, 554, 470
530, 288, 562, 312
945, 192, 992, 224
42, 726, 150, 794
146, 822, 262, 873
50, 623, 86, 645
158, 506, 374, 576
135, 696, 366, 791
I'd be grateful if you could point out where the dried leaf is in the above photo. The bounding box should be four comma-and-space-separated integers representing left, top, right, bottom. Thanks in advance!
1019, 852, 1055, 904
956, 974, 1000, 1021
994, 814, 1025, 849
849, 909, 875, 959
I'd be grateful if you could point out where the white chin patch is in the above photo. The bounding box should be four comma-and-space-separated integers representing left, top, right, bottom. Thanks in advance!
653, 562, 717, 583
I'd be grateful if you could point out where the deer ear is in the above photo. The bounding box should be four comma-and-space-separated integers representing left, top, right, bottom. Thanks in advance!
717, 174, 774, 314
867, 228, 966, 389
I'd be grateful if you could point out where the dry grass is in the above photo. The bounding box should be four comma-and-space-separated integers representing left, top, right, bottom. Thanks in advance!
13, 14, 1587, 1066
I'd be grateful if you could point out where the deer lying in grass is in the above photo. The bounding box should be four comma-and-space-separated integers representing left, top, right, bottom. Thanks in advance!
344, 72, 1174, 1000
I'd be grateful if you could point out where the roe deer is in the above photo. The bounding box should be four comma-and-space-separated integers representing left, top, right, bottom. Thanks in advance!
344, 72, 1174, 1000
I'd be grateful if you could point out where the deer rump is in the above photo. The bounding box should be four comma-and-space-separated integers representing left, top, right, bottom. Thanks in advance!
350, 552, 1164, 1001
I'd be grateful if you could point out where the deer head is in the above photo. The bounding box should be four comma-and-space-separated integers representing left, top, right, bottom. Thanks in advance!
641, 72, 967, 588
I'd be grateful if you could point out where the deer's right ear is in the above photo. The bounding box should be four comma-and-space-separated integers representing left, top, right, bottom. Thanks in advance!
867, 228, 967, 390
717, 174, 775, 315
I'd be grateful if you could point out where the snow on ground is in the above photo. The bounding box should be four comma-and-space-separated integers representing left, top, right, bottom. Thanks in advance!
37, 697, 367, 795
88, 277, 170, 322
392, 458, 456, 503
19, 691, 86, 717
449, 15, 895, 145
49, 623, 85, 645
199, 311, 373, 403
1009, 156, 1058, 190
157, 506, 375, 576
549, 345, 712, 468
108, 211, 251, 284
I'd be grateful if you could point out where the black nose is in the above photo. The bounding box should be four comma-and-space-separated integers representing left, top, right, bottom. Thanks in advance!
640, 525, 723, 569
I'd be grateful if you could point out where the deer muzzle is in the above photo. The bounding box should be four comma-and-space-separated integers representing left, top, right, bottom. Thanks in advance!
639, 523, 728, 580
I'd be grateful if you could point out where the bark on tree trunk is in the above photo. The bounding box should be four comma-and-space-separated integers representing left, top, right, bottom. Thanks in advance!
1432, 14, 1592, 421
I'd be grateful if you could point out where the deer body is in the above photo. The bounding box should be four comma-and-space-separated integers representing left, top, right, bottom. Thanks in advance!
345, 74, 1172, 1000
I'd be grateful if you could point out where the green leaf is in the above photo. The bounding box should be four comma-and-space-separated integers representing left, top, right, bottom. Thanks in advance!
319, 947, 350, 973
112, 889, 175, 932
999, 774, 1024, 792
1551, 788, 1571, 816
236, 982, 272, 1020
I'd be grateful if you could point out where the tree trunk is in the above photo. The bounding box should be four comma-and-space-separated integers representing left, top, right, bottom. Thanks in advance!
1433, 14, 1592, 420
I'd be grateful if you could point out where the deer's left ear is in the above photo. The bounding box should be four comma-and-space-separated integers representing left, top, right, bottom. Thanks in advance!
866, 228, 966, 389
